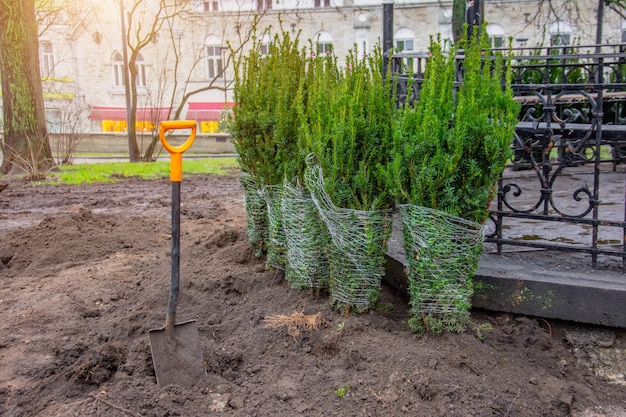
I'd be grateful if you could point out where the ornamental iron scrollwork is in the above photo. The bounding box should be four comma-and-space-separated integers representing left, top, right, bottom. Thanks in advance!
390, 44, 626, 268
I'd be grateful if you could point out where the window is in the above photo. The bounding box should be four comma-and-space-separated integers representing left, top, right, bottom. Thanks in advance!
256, 0, 271, 11
112, 52, 125, 88
314, 0, 330, 7
395, 39, 414, 52
549, 21, 572, 46
395, 28, 416, 73
40, 41, 55, 77
135, 53, 147, 87
203, 1, 218, 12
491, 37, 504, 48
487, 23, 505, 49
259, 34, 271, 56
206, 45, 223, 79
112, 52, 146, 88
317, 41, 333, 55
314, 31, 333, 55
45, 108, 62, 134
205, 36, 224, 79
551, 33, 571, 46
394, 28, 415, 52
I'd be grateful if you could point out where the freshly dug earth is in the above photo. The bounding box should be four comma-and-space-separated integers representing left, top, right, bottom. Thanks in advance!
0, 172, 624, 417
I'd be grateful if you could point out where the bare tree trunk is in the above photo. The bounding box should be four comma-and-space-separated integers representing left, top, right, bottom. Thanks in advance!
119, 0, 140, 162
143, 134, 160, 161
128, 52, 140, 162
0, 0, 53, 175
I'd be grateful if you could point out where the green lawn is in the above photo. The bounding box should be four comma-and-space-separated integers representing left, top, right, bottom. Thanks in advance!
35, 157, 239, 185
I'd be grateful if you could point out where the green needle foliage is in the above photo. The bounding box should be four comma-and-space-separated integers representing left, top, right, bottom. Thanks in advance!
390, 27, 520, 223
230, 21, 309, 262
299, 45, 397, 314
299, 45, 397, 212
390, 26, 520, 334
230, 20, 307, 186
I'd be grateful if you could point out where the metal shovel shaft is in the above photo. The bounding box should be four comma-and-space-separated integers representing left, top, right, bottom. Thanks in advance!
149, 120, 204, 387
165, 180, 181, 330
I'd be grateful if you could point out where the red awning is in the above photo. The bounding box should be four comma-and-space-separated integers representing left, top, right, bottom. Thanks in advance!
88, 106, 171, 122
185, 102, 234, 121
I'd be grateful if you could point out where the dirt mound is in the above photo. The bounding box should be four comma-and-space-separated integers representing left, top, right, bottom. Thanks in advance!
4, 208, 164, 275
0, 175, 624, 417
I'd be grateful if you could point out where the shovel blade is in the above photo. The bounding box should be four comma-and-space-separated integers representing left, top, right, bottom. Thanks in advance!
149, 320, 205, 387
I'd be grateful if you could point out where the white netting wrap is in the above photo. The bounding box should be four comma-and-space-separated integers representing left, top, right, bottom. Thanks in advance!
399, 204, 484, 332
261, 184, 286, 270
305, 163, 392, 313
240, 174, 267, 257
281, 181, 329, 290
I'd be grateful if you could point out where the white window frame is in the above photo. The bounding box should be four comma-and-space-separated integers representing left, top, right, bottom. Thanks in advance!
549, 21, 573, 46
135, 53, 147, 88
486, 23, 505, 49
315, 31, 333, 56
112, 52, 125, 88
40, 41, 55, 77
256, 0, 272, 11
551, 33, 571, 46
317, 41, 333, 55
395, 39, 414, 52
260, 33, 271, 56
45, 108, 62, 134
203, 0, 218, 12
490, 36, 505, 48
394, 28, 415, 52
205, 44, 224, 80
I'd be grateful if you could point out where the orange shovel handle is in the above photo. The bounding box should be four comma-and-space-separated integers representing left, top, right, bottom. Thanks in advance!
159, 120, 197, 182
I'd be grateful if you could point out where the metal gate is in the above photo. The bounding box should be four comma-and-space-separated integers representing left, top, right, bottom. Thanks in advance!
390, 44, 626, 270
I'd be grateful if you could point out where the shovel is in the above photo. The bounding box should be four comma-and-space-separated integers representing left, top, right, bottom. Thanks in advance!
149, 120, 205, 387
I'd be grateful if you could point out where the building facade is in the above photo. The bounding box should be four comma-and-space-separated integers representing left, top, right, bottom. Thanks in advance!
1, 0, 624, 143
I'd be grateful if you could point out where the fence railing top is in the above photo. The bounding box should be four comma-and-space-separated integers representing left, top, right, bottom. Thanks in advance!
389, 44, 626, 62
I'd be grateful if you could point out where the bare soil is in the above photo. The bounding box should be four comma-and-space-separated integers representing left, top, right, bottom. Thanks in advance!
0, 172, 624, 417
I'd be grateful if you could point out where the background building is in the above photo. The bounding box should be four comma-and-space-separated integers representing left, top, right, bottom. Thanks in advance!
2, 0, 625, 145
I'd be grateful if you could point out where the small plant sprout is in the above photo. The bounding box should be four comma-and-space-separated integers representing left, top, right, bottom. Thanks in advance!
470, 321, 493, 341
335, 384, 350, 398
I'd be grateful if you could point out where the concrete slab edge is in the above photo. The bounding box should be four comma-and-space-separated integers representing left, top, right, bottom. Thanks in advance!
383, 254, 626, 328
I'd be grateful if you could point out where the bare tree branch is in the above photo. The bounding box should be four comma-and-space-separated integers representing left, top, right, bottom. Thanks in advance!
607, 1, 626, 19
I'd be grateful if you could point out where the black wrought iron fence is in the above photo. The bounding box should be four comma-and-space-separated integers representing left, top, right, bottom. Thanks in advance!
390, 44, 626, 270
